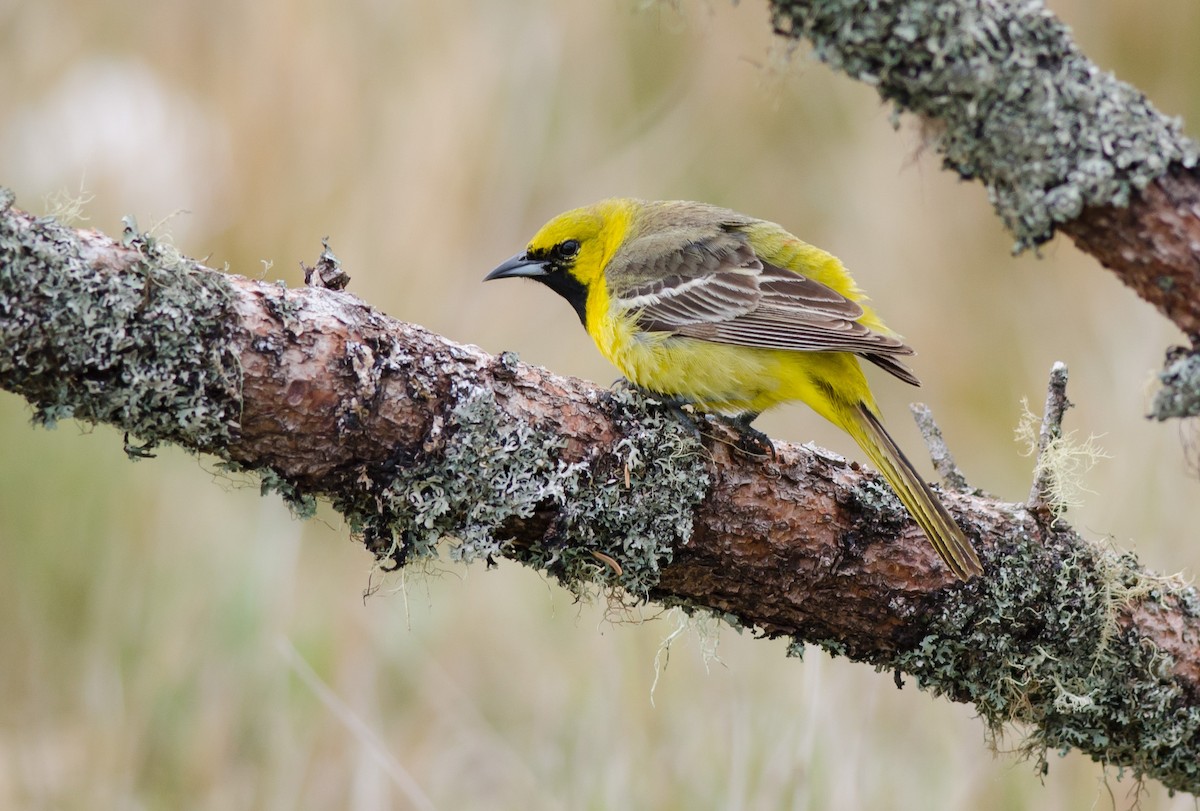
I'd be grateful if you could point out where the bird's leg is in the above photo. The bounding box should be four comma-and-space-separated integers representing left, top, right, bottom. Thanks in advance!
726, 411, 776, 459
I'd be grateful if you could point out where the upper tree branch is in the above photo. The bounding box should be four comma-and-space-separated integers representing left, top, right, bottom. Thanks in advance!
3, 196, 1200, 793
769, 0, 1200, 413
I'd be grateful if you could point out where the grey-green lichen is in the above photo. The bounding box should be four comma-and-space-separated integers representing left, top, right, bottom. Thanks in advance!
336, 384, 709, 599
882, 521, 1200, 792
0, 189, 241, 454
257, 468, 320, 520
1150, 346, 1200, 421
770, 0, 1200, 251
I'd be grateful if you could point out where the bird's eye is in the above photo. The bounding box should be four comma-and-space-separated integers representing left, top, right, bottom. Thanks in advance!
557, 240, 580, 259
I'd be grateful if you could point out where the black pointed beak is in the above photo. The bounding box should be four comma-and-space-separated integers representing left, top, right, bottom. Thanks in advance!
484, 253, 549, 281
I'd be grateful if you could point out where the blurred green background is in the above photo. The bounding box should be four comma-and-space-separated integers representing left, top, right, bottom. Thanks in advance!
2, 1, 1197, 808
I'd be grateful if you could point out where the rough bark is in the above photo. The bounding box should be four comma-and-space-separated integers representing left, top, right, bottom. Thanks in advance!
1061, 165, 1200, 342
4, 198, 1200, 793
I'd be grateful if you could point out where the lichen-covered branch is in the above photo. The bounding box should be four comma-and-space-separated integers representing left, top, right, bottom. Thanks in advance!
768, 0, 1200, 406
3, 196, 1200, 792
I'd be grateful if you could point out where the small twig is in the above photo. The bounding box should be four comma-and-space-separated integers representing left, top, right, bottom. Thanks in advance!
589, 549, 623, 576
909, 403, 969, 490
1028, 362, 1071, 507
302, 237, 351, 290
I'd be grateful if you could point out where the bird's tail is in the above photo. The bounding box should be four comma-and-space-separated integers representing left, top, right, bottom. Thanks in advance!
843, 403, 983, 580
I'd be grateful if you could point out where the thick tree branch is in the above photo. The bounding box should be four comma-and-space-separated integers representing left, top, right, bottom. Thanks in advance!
4, 197, 1200, 793
769, 0, 1200, 414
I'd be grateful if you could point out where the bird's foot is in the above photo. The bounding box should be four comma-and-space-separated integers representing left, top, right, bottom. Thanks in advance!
724, 412, 775, 459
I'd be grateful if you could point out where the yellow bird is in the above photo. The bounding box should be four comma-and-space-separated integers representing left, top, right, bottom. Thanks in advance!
485, 198, 982, 580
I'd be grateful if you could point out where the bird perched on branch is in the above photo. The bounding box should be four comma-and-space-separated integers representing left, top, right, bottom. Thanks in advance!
485, 198, 982, 580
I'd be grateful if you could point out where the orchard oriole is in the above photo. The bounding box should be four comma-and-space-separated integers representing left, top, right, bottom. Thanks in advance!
486, 198, 982, 579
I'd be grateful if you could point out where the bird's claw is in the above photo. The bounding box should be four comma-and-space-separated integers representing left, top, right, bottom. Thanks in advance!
726, 413, 776, 460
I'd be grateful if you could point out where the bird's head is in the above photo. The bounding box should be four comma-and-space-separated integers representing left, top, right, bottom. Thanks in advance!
484, 199, 638, 325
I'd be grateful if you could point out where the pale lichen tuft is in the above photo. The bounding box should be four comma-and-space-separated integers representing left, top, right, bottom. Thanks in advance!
337, 385, 709, 600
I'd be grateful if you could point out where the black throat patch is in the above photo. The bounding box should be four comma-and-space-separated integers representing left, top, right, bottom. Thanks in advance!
535, 268, 589, 329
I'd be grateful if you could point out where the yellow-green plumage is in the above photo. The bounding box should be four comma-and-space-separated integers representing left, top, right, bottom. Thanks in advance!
486, 198, 982, 580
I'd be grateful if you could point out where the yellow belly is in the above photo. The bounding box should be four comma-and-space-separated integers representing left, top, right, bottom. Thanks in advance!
595, 316, 871, 425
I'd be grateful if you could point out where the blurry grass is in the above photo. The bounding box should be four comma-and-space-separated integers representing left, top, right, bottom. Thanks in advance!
2, 0, 1199, 808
